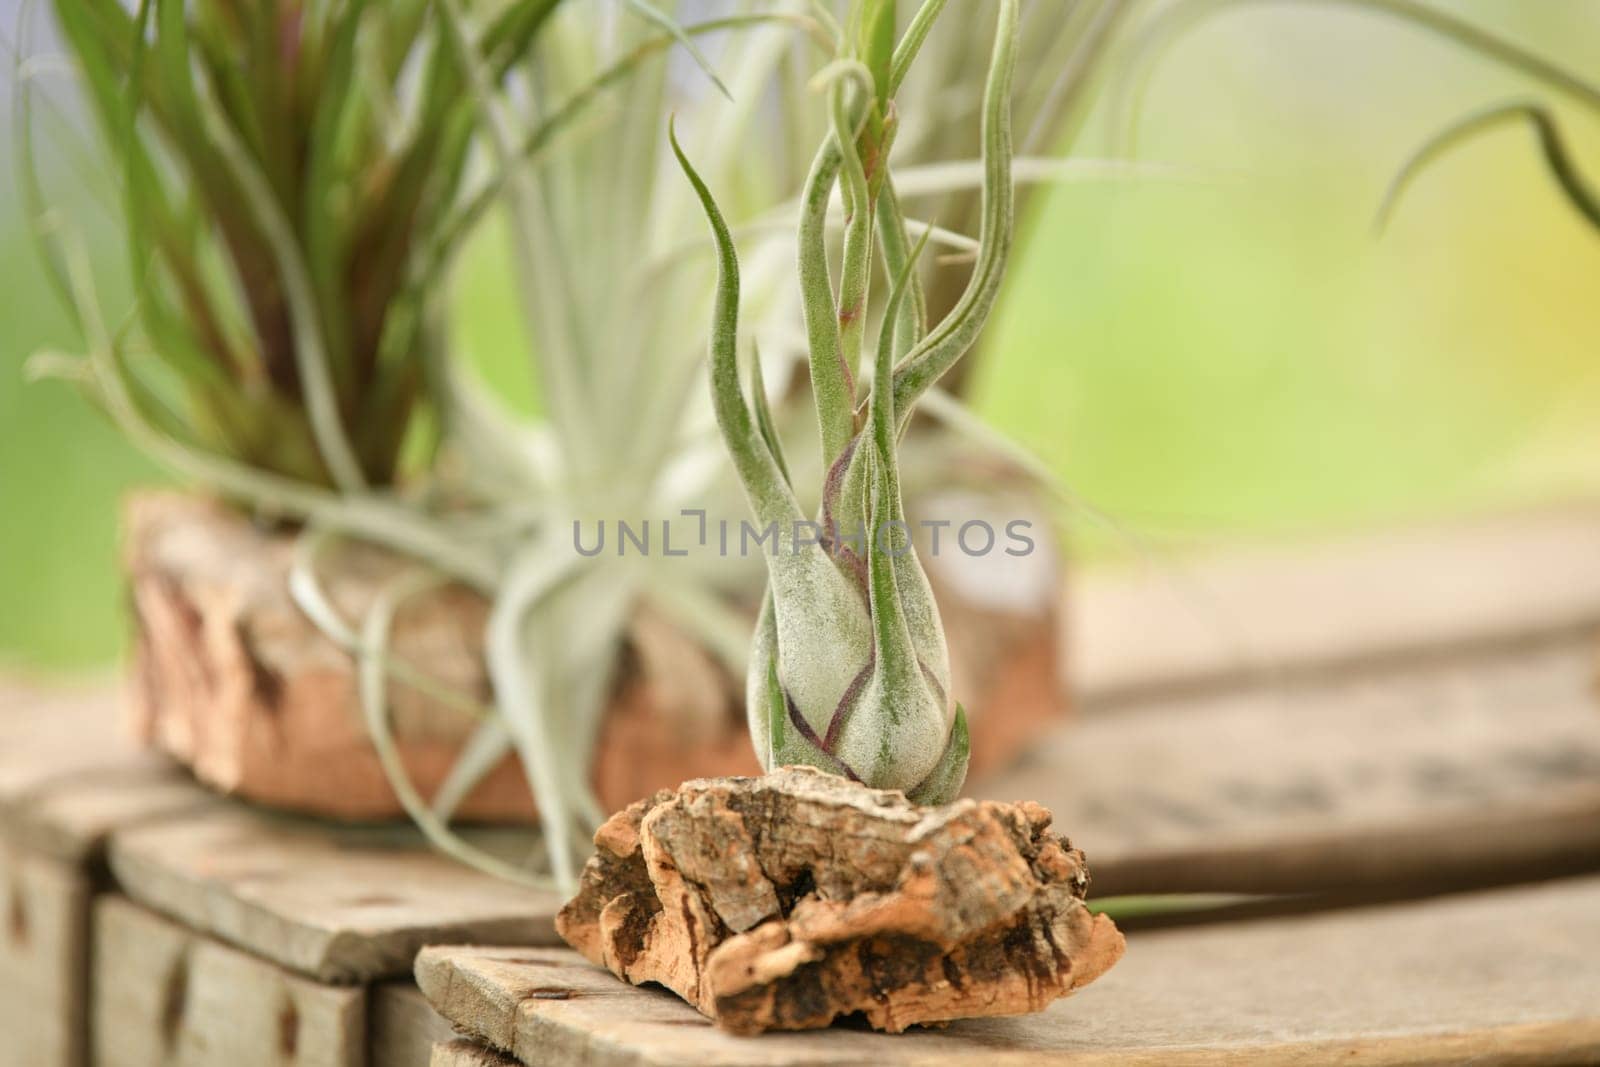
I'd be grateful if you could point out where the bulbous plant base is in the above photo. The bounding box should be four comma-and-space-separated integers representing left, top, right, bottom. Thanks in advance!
122, 491, 1065, 824
556, 765, 1124, 1035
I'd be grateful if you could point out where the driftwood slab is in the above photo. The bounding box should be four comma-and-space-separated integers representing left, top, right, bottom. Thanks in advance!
980, 634, 1600, 896
106, 798, 561, 982
554, 767, 1123, 1034
418, 874, 1600, 1067
94, 895, 365, 1067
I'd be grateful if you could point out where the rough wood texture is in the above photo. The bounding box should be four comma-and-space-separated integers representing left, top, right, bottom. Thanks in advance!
551, 767, 1123, 1034
372, 982, 461, 1067
420, 875, 1600, 1066
106, 797, 561, 982
94, 895, 365, 1067
0, 677, 203, 863
982, 634, 1600, 896
124, 492, 1062, 824
430, 1041, 521, 1067
125, 491, 531, 822
10, 626, 1600, 1000
0, 843, 88, 1067
1074, 502, 1600, 704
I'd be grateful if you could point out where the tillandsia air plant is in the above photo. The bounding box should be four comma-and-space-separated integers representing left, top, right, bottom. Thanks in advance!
20, 0, 1133, 895
21, 0, 855, 892
16, 0, 775, 890
24, 0, 572, 490
671, 0, 1019, 802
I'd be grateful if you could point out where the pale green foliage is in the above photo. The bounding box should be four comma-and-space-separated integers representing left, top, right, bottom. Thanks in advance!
673, 0, 1019, 804
28, 0, 1117, 891
26, 0, 836, 891
29, 0, 568, 489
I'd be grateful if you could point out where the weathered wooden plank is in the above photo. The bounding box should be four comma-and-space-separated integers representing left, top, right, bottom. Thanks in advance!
93, 895, 365, 1067
101, 632, 1600, 973
3, 678, 559, 985
372, 982, 461, 1067
979, 634, 1600, 896
0, 677, 124, 793
5, 763, 214, 868
1073, 502, 1600, 703
430, 1042, 520, 1067
0, 679, 212, 863
0, 842, 88, 1067
107, 800, 561, 983
416, 875, 1600, 1067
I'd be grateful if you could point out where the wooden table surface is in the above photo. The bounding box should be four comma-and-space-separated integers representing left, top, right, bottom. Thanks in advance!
419, 875, 1600, 1067
3, 503, 1600, 1066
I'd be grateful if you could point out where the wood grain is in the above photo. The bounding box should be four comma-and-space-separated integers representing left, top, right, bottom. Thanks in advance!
372, 982, 461, 1067
7, 626, 1598, 995
430, 1041, 521, 1067
0, 678, 204, 864
93, 895, 365, 1067
107, 800, 561, 982
0, 843, 88, 1067
979, 634, 1600, 895
3, 676, 561, 985
417, 875, 1600, 1066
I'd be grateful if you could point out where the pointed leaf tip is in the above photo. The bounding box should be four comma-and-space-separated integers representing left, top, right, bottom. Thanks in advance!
907, 704, 969, 805
625, 0, 732, 101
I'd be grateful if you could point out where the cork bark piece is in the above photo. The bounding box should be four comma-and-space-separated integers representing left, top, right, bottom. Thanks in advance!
122, 490, 750, 822
555, 766, 1123, 1035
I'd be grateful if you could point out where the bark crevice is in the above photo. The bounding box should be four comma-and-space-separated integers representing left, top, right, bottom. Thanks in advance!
556, 766, 1124, 1034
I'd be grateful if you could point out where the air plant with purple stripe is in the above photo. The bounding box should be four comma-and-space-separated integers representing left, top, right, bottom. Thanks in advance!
671, 0, 1018, 803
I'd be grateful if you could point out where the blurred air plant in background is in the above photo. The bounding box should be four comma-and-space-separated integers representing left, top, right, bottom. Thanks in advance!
20, 0, 835, 891
671, 0, 1019, 802
24, 0, 557, 489
19, 0, 1151, 892
1116, 0, 1600, 236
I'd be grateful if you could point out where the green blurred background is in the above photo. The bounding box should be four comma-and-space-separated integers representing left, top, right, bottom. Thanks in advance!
5, 0, 1600, 672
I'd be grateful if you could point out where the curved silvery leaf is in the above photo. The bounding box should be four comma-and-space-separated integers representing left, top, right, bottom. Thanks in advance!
676, 0, 1018, 805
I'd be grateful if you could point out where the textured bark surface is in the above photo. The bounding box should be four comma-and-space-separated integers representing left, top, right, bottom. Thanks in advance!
124, 491, 1065, 822
555, 766, 1123, 1035
123, 491, 753, 821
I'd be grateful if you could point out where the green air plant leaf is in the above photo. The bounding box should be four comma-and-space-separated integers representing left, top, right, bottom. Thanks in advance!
1113, 0, 1600, 159
39, 0, 580, 490
1114, 1, 1600, 247
623, 0, 732, 100
674, 0, 1019, 803
1375, 100, 1600, 234
35, 0, 1061, 893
